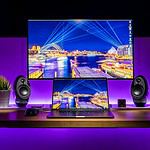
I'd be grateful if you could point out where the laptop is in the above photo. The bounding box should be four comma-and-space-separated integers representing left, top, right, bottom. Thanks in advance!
47, 78, 114, 118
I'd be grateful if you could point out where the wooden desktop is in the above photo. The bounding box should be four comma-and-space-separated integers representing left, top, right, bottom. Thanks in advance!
1, 105, 150, 128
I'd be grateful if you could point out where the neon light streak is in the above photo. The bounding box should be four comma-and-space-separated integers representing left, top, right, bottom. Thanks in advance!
43, 22, 64, 46
82, 22, 120, 47
41, 21, 125, 51
61, 80, 85, 93
107, 21, 122, 45
96, 21, 121, 45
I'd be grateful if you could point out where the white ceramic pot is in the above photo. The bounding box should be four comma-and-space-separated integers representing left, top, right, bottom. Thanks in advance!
0, 90, 10, 108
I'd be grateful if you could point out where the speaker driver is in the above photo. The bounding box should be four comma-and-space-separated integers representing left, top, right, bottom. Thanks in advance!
20, 87, 28, 96
133, 85, 144, 97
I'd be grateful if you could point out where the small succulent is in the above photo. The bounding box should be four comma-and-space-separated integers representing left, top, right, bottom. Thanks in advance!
0, 76, 11, 90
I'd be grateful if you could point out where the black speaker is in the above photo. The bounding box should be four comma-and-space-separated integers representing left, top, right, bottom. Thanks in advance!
131, 75, 148, 107
14, 76, 31, 107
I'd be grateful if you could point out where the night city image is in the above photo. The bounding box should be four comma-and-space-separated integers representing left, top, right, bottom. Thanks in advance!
28, 20, 133, 79
52, 79, 109, 109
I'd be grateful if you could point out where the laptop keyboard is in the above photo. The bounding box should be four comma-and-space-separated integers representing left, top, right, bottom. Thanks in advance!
59, 108, 105, 112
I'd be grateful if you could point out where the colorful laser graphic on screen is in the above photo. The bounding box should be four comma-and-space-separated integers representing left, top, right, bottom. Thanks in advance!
28, 20, 133, 79
52, 79, 109, 109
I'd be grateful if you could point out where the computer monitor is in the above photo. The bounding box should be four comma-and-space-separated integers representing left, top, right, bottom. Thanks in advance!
52, 78, 109, 110
28, 19, 133, 79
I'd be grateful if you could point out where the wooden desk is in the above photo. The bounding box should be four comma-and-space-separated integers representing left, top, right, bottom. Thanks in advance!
1, 108, 150, 127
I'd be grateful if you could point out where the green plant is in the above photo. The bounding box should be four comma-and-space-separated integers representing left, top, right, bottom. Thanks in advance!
0, 76, 11, 90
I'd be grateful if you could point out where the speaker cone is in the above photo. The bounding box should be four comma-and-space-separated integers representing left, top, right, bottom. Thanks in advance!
20, 87, 29, 96
133, 85, 144, 96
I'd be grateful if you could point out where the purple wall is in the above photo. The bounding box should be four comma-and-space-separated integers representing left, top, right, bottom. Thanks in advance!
0, 37, 149, 104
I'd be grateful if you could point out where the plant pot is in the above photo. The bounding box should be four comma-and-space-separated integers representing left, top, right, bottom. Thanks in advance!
0, 90, 11, 108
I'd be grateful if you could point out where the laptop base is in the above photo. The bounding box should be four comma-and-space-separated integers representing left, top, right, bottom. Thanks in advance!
47, 110, 114, 118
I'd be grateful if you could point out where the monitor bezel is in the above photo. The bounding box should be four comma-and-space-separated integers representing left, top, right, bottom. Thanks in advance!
27, 19, 134, 80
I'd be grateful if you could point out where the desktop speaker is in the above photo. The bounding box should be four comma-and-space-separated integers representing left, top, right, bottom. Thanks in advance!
131, 75, 148, 107
14, 76, 31, 107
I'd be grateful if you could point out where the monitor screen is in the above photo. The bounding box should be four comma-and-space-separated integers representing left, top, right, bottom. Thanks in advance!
28, 20, 133, 79
52, 78, 109, 110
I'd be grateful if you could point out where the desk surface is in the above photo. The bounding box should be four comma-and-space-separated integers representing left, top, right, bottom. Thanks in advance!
1, 108, 150, 127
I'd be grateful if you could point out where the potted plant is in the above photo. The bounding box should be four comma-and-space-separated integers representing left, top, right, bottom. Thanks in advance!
0, 76, 11, 107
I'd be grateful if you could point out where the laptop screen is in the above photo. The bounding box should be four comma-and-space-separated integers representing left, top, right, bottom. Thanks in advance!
52, 78, 109, 110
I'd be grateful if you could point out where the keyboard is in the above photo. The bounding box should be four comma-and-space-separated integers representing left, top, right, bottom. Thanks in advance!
59, 108, 105, 112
